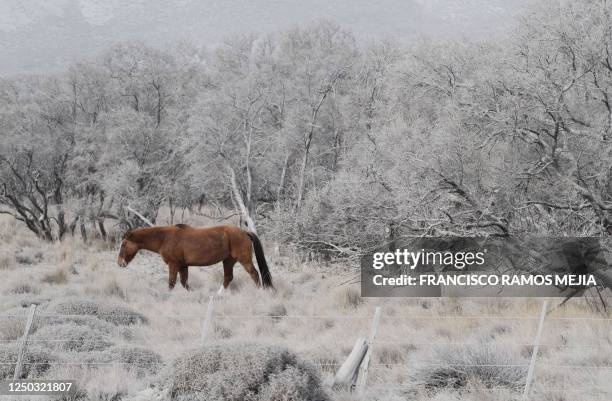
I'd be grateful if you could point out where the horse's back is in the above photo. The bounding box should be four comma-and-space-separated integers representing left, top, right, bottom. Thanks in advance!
175, 224, 242, 236
168, 224, 246, 266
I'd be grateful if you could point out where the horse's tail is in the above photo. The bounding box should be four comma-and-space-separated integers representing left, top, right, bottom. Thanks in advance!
246, 232, 273, 289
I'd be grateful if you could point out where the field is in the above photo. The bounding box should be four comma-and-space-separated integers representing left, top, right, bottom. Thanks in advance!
1, 214, 611, 401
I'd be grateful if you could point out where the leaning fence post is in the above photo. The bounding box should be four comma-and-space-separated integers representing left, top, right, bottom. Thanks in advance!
13, 304, 37, 380
333, 337, 368, 389
523, 299, 548, 399
356, 306, 382, 396
200, 295, 216, 343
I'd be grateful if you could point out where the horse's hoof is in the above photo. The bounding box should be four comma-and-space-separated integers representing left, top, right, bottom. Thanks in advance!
217, 286, 225, 296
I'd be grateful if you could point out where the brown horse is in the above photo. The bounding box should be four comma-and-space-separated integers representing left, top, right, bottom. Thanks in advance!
117, 224, 273, 291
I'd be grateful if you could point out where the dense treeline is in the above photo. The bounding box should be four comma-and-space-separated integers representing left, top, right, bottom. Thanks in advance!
1, 1, 611, 257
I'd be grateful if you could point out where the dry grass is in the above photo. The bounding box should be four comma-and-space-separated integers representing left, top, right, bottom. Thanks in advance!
41, 268, 69, 285
9, 278, 40, 295
0, 215, 17, 242
0, 317, 26, 341
102, 277, 128, 300
0, 221, 610, 400
0, 250, 16, 270
334, 285, 363, 309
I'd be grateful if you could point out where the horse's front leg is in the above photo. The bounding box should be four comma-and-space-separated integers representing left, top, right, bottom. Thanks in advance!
168, 264, 179, 290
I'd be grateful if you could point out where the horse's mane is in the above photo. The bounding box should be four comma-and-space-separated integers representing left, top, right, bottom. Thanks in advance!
124, 226, 169, 243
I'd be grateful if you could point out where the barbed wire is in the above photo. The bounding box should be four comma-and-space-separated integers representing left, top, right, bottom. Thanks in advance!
5, 339, 608, 350
368, 363, 612, 369
372, 340, 610, 348
366, 384, 611, 393
0, 361, 342, 366
1, 361, 612, 370
1, 312, 611, 321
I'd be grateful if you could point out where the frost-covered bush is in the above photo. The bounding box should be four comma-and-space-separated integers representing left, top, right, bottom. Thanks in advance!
42, 315, 118, 335
31, 324, 112, 352
9, 279, 39, 294
167, 340, 329, 401
267, 303, 288, 320
47, 299, 147, 325
41, 268, 68, 285
96, 346, 163, 376
0, 345, 55, 379
412, 343, 526, 389
15, 248, 43, 265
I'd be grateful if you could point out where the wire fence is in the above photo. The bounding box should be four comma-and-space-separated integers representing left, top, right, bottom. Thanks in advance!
1, 303, 612, 398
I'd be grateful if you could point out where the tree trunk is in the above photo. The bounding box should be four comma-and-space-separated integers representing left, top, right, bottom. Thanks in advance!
276, 152, 290, 207
228, 165, 257, 234
295, 134, 313, 212
79, 221, 87, 242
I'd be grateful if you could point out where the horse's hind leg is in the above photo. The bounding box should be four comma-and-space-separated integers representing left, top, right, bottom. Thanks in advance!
219, 258, 236, 294
239, 259, 261, 288
179, 266, 190, 290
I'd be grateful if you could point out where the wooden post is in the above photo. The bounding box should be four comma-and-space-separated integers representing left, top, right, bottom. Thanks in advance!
333, 337, 368, 388
200, 295, 216, 343
523, 300, 548, 400
13, 305, 37, 380
356, 306, 382, 395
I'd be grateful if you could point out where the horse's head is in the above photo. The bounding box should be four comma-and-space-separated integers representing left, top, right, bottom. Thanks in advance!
117, 231, 139, 268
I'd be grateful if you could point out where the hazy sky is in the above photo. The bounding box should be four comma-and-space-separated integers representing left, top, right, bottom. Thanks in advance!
0, 0, 532, 76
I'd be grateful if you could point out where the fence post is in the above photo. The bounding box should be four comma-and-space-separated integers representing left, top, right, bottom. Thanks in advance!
333, 337, 368, 388
523, 299, 548, 400
356, 306, 382, 396
200, 295, 216, 343
13, 304, 37, 380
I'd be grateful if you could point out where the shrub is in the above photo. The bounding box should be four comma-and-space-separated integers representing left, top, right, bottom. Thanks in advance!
0, 345, 55, 379
94, 346, 163, 377
213, 323, 233, 339
47, 299, 147, 326
52, 388, 88, 401
31, 324, 112, 353
42, 315, 117, 335
18, 297, 51, 307
167, 340, 329, 401
10, 280, 39, 295
121, 387, 168, 401
15, 248, 43, 265
412, 343, 526, 390
267, 304, 288, 321
258, 366, 328, 401
41, 268, 69, 285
